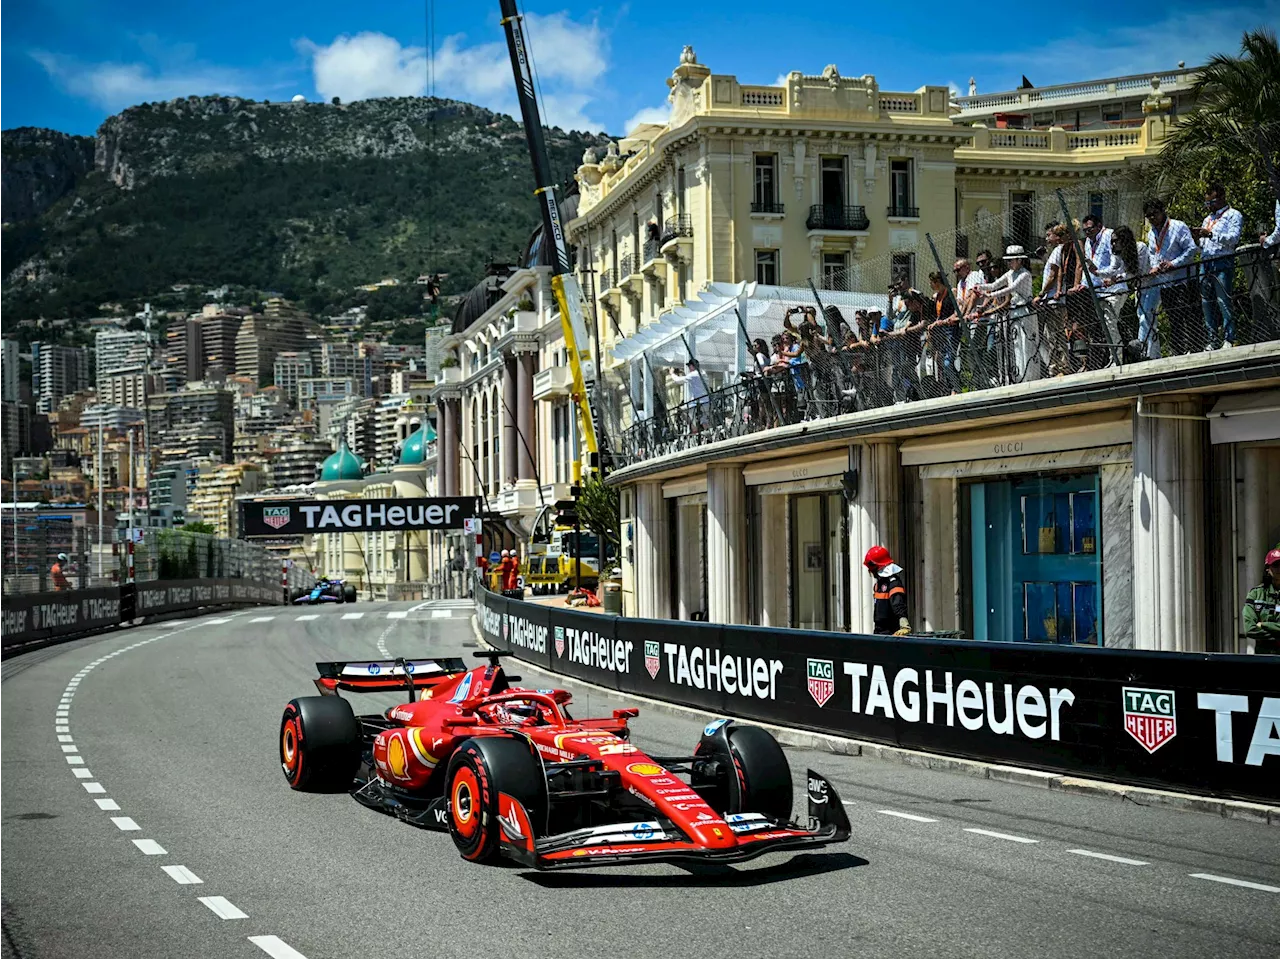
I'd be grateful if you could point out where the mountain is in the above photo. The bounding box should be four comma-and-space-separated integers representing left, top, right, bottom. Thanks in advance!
1, 95, 609, 324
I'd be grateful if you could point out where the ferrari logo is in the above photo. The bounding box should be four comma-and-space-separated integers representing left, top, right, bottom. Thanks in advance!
644, 641, 660, 679
1123, 687, 1176, 754
807, 659, 835, 708
262, 506, 291, 529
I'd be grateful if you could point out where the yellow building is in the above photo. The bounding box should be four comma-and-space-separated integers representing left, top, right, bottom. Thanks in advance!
188, 463, 264, 539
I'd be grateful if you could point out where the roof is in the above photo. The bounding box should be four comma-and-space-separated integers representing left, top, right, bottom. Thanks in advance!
319, 441, 363, 481
398, 423, 437, 465
450, 265, 518, 335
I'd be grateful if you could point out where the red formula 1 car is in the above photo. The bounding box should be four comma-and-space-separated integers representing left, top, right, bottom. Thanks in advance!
279, 651, 850, 869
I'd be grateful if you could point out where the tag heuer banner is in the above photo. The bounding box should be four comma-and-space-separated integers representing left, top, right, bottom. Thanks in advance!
241, 497, 478, 537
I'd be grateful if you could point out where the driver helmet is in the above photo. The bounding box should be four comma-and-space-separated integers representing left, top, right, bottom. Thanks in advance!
57, 553, 70, 564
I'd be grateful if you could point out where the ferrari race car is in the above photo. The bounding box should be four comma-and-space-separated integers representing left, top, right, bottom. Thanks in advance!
291, 578, 357, 605
279, 651, 851, 869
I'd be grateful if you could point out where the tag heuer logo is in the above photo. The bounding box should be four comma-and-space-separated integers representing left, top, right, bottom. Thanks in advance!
554, 625, 566, 657
807, 659, 835, 707
262, 506, 291, 529
644, 640, 660, 679
501, 614, 509, 642
1122, 687, 1176, 754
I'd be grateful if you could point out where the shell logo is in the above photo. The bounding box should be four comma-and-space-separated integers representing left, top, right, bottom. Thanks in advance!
387, 734, 409, 779
626, 762, 666, 777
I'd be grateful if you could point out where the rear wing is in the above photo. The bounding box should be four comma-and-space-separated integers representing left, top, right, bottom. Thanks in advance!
313, 658, 466, 696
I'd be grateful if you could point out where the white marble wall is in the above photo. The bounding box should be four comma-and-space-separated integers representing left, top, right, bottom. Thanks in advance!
847, 441, 901, 633
632, 480, 670, 619
1100, 462, 1134, 648
706, 465, 748, 624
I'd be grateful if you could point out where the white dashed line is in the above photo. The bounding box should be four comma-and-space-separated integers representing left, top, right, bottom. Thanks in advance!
1189, 873, 1280, 893
94, 799, 121, 811
66, 756, 85, 765
878, 809, 939, 823
199, 896, 248, 919
841, 800, 856, 806
249, 935, 309, 958
386, 611, 408, 619
83, 782, 106, 793
132, 839, 167, 855
58, 735, 73, 743
61, 745, 79, 753
1067, 849, 1149, 866
162, 865, 203, 885
341, 612, 364, 620
73, 768, 93, 779
249, 616, 275, 623
295, 614, 318, 621
431, 609, 452, 619
56, 726, 70, 734
964, 827, 1039, 844
111, 817, 140, 831
203, 618, 232, 625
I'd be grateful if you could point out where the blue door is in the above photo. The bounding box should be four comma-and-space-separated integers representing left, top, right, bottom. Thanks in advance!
969, 472, 1102, 645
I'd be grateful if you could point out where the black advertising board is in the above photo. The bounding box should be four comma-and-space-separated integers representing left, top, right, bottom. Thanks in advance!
241, 498, 478, 537
135, 578, 281, 616
1, 587, 122, 653
478, 589, 1280, 804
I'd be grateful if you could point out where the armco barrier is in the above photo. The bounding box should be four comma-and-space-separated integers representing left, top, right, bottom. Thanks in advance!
2, 578, 283, 657
477, 589, 1280, 805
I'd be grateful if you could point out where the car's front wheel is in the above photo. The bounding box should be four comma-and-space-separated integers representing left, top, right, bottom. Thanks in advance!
280, 696, 361, 791
691, 724, 793, 822
444, 737, 545, 864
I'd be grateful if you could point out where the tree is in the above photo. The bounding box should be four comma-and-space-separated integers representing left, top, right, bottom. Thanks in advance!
332, 96, 341, 106
178, 521, 215, 535
1157, 29, 1280, 205
577, 473, 620, 555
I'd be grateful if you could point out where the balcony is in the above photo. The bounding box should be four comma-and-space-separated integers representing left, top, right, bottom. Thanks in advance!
887, 205, 919, 219
750, 200, 785, 216
619, 253, 644, 298
640, 238, 667, 280
532, 365, 572, 401
806, 204, 870, 232
597, 268, 622, 313
659, 214, 694, 260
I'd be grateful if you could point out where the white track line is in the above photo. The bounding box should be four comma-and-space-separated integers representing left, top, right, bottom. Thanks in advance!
94, 799, 121, 811
73, 769, 93, 779
249, 616, 275, 623
66, 756, 85, 765
295, 614, 318, 621
132, 839, 166, 855
162, 865, 203, 885
1067, 849, 1149, 866
199, 896, 248, 919
431, 609, 452, 618
964, 827, 1039, 844
878, 809, 939, 823
57, 735, 73, 743
341, 612, 363, 620
1189, 873, 1280, 893
61, 745, 78, 753
249, 935, 309, 958
110, 817, 140, 831
386, 611, 408, 619
204, 618, 231, 625
82, 783, 105, 794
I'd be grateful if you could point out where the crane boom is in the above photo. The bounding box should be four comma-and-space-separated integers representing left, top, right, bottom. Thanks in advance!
498, 0, 602, 469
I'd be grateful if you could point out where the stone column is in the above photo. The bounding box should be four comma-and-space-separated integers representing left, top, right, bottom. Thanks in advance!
444, 398, 461, 497
919, 477, 958, 633
846, 440, 901, 634
437, 400, 452, 497
517, 353, 537, 482
632, 480, 670, 619
502, 357, 518, 486
706, 464, 747, 624
760, 494, 788, 627
1132, 397, 1206, 652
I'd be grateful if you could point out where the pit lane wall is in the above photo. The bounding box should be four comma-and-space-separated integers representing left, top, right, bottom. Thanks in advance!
476, 589, 1280, 805
2, 579, 283, 657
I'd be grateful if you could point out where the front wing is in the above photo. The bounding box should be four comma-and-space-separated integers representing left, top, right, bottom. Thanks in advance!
496, 768, 851, 870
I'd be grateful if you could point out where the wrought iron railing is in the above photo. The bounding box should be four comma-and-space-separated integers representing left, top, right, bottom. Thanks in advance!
888, 205, 920, 218
619, 254, 635, 279
806, 205, 870, 231
643, 238, 662, 264
660, 214, 694, 244
751, 200, 786, 214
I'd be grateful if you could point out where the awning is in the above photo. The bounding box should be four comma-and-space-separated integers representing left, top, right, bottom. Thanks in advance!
1208, 389, 1280, 444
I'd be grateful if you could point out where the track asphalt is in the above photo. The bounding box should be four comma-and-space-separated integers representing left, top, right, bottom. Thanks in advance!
2, 601, 1277, 959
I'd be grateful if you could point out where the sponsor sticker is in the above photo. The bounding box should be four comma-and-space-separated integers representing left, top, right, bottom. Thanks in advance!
555, 626, 566, 658
645, 640, 661, 679
626, 762, 666, 777
807, 659, 835, 707
1123, 687, 1176, 754
630, 822, 657, 841
807, 775, 829, 805
387, 734, 408, 779
703, 718, 729, 737
262, 506, 292, 530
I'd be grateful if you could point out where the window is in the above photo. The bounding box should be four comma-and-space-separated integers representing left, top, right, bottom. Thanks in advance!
1103, 110, 1122, 123
676, 168, 686, 216
821, 252, 848, 291
891, 252, 916, 290
753, 154, 778, 210
889, 159, 914, 215
1009, 191, 1035, 249
755, 249, 779, 286
632, 212, 641, 265
820, 157, 845, 208
1089, 192, 1105, 222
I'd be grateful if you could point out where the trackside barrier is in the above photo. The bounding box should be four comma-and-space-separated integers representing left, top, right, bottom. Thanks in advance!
1, 578, 284, 658
476, 587, 1280, 805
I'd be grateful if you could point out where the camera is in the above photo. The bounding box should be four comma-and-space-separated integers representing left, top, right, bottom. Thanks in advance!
1034, 245, 1047, 259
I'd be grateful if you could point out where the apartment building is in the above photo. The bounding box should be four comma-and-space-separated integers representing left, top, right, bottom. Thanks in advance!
272, 351, 314, 402
268, 440, 334, 488
32, 343, 90, 414
187, 462, 264, 538
100, 371, 149, 410
146, 386, 235, 463
94, 330, 149, 388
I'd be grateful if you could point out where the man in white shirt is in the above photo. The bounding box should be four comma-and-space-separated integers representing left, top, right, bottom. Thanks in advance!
670, 358, 709, 429
1143, 197, 1199, 353
1261, 199, 1280, 249
1080, 214, 1119, 363
1191, 182, 1243, 349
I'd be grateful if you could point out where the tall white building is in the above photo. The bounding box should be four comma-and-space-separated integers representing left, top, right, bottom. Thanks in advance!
32, 343, 90, 414
95, 329, 149, 388
2, 339, 19, 403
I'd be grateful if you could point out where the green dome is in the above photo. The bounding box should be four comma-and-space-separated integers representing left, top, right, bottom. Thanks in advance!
398, 423, 437, 465
319, 441, 364, 481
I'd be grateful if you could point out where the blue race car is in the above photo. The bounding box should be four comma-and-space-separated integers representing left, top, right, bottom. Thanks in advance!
292, 578, 358, 605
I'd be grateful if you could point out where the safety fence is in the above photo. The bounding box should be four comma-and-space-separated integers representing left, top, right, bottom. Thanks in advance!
615, 245, 1280, 466
476, 586, 1280, 805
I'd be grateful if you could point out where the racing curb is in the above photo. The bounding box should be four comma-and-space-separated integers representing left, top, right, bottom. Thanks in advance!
470, 616, 1280, 827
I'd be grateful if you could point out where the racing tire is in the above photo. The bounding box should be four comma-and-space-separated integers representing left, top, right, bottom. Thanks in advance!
444, 736, 545, 864
693, 725, 793, 822
280, 696, 361, 792
342, 584, 357, 604
290, 588, 306, 603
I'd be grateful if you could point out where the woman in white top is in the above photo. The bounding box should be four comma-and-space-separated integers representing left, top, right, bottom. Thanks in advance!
976, 245, 1039, 382
1098, 225, 1157, 360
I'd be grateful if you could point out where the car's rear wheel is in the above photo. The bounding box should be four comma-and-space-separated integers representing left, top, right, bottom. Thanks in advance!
692, 725, 793, 822
280, 696, 361, 791
342, 584, 357, 603
444, 737, 545, 864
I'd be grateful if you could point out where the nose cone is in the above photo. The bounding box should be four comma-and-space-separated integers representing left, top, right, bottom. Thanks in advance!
690, 822, 737, 849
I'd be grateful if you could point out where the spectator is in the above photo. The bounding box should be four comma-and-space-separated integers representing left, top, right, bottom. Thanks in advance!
884, 286, 927, 402
1098, 225, 1156, 359
1080, 214, 1120, 363
976, 245, 1036, 382
926, 271, 962, 395
1242, 547, 1280, 654
670, 358, 709, 428
51, 552, 71, 591
1191, 182, 1243, 349
1037, 224, 1086, 374
768, 333, 796, 422
1144, 197, 1199, 352
1260, 199, 1280, 249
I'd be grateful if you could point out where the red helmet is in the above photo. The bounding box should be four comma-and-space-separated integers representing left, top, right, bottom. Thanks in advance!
864, 545, 892, 570
1267, 548, 1280, 568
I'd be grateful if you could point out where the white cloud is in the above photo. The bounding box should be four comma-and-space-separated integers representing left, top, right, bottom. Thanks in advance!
32, 50, 250, 111
299, 14, 609, 131
774, 73, 791, 87
624, 104, 670, 133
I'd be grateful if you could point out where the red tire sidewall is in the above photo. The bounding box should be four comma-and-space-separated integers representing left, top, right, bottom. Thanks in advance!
281, 706, 304, 787
449, 747, 493, 861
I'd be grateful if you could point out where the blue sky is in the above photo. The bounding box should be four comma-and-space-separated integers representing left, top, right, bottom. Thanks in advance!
4, 0, 1276, 136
